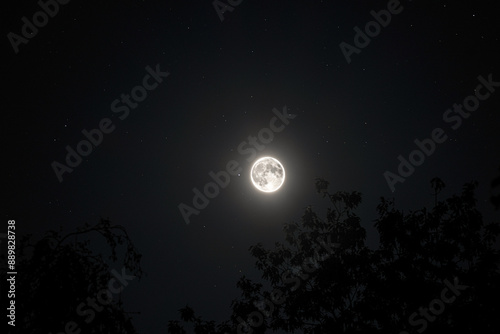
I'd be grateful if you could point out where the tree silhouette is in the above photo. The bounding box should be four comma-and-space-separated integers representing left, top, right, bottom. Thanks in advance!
167, 304, 233, 334
430, 177, 445, 206
1, 218, 143, 334
169, 178, 500, 333
372, 179, 500, 333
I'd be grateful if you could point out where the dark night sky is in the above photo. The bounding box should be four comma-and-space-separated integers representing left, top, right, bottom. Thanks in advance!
4, 0, 500, 333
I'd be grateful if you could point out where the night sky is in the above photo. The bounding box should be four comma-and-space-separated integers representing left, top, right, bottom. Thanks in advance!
4, 0, 500, 333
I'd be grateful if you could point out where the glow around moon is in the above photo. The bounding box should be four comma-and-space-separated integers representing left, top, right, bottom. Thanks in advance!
250, 157, 285, 192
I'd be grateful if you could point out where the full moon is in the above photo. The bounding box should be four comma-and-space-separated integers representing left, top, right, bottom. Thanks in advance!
250, 157, 285, 192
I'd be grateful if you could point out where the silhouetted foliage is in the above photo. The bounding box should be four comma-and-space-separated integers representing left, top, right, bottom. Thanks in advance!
169, 178, 500, 333
430, 177, 446, 206
1, 218, 143, 334
167, 304, 233, 334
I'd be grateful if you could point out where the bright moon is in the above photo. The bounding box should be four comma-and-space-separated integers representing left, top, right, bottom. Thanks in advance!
250, 157, 285, 192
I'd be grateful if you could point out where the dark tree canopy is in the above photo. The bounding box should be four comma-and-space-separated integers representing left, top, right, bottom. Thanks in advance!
1, 219, 143, 334
169, 178, 500, 334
